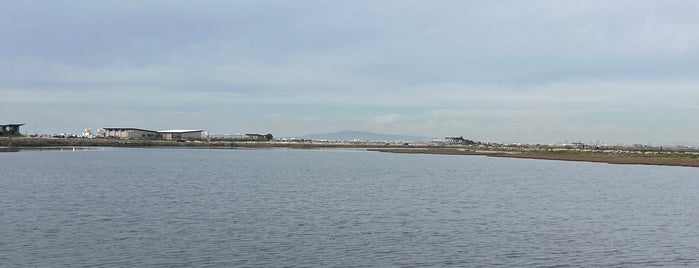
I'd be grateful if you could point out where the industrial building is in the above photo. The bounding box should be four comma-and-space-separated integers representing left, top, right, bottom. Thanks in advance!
208, 133, 273, 141
103, 127, 203, 140
103, 128, 159, 139
0, 124, 24, 136
158, 130, 204, 140
245, 133, 274, 141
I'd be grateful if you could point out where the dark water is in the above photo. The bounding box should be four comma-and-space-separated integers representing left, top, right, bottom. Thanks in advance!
2, 148, 699, 267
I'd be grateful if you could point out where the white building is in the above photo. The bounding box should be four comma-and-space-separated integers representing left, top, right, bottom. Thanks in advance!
103, 128, 158, 139
103, 128, 203, 140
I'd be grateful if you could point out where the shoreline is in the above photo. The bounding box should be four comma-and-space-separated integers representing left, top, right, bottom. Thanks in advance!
368, 148, 699, 168
3, 137, 699, 168
0, 137, 414, 149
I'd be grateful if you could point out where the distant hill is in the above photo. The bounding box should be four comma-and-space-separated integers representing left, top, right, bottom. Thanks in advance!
301, 130, 431, 142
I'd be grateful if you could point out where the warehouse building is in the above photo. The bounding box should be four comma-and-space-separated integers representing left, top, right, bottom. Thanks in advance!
158, 130, 204, 140
103, 128, 159, 139
103, 127, 203, 140
208, 133, 273, 141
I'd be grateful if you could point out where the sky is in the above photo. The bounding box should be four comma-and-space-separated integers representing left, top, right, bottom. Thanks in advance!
2, 0, 698, 145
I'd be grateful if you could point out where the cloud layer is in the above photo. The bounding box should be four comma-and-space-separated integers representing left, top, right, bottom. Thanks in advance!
2, 1, 698, 144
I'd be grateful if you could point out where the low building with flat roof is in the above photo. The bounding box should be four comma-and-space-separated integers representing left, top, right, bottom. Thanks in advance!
103, 127, 158, 139
245, 133, 273, 141
158, 130, 203, 140
1, 124, 24, 136
102, 127, 203, 140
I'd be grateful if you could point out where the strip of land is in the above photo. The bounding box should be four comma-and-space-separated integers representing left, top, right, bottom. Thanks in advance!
3, 137, 699, 168
0, 137, 404, 149
369, 148, 699, 168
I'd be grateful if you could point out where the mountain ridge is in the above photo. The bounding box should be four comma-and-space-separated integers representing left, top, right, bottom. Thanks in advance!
300, 130, 432, 142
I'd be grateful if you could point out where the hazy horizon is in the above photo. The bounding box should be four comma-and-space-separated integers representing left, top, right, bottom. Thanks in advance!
2, 1, 698, 145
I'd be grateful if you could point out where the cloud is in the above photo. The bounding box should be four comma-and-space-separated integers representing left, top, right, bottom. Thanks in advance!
2, 1, 699, 144
370, 114, 404, 124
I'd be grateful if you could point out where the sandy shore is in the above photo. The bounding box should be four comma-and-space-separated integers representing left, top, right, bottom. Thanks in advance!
369, 148, 699, 168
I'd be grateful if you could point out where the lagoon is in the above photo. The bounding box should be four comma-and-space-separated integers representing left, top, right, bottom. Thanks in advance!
2, 148, 699, 266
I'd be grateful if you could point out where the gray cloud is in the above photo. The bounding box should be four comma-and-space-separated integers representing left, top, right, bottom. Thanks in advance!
2, 0, 698, 144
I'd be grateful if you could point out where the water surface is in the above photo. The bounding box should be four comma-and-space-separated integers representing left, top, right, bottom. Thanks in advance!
2, 148, 699, 266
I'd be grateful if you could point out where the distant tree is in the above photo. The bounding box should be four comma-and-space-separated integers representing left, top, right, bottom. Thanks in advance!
264, 133, 274, 141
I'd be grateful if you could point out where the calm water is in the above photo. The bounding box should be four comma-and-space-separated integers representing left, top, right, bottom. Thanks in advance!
2, 148, 699, 267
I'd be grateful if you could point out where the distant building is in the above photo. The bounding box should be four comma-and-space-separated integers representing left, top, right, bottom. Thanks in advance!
572, 142, 586, 149
208, 134, 249, 140
0, 124, 24, 136
246, 133, 273, 141
445, 136, 476, 144
103, 128, 159, 139
158, 130, 203, 140
102, 127, 204, 140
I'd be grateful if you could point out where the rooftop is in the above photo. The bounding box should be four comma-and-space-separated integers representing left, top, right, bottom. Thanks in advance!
103, 127, 156, 132
158, 130, 203, 133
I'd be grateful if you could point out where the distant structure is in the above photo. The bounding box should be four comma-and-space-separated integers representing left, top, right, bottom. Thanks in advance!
208, 133, 248, 140
158, 130, 204, 140
571, 142, 586, 149
103, 128, 159, 139
445, 136, 476, 144
0, 124, 24, 136
208, 133, 273, 141
245, 133, 273, 141
103, 127, 203, 140
82, 128, 94, 138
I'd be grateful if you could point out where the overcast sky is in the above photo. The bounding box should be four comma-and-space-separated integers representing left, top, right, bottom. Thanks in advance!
2, 1, 698, 144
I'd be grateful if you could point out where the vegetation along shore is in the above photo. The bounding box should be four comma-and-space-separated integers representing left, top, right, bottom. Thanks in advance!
369, 148, 699, 168
2, 137, 699, 168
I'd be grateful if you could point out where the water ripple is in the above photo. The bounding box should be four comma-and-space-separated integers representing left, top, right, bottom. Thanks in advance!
2, 148, 699, 266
